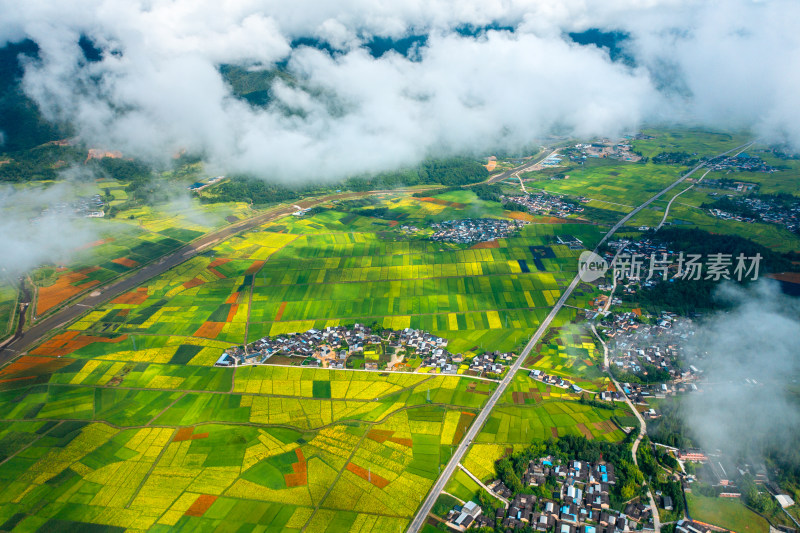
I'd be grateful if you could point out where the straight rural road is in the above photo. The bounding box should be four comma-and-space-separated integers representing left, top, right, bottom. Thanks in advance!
406, 140, 755, 532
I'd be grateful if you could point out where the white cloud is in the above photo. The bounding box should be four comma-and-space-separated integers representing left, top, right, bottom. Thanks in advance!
1, 0, 799, 182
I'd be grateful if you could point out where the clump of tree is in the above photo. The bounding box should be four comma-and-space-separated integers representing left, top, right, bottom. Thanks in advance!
623, 228, 796, 314
646, 396, 696, 450
652, 152, 698, 166
201, 176, 328, 205
346, 157, 488, 190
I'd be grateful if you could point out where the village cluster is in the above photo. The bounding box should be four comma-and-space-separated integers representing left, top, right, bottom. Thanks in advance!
447, 457, 653, 532
36, 193, 105, 220
501, 191, 586, 218
564, 139, 643, 164
430, 218, 529, 244
705, 193, 800, 233
215, 324, 513, 377
602, 312, 704, 397
705, 153, 775, 173
601, 237, 763, 283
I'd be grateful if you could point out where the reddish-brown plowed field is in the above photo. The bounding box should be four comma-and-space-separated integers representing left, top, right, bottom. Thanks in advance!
184, 494, 218, 517
417, 197, 466, 209
77, 237, 114, 250
112, 287, 149, 305
36, 269, 101, 316
470, 240, 500, 249
576, 423, 594, 439
173, 427, 210, 442
111, 257, 139, 268
346, 462, 390, 488
31, 332, 128, 357
225, 292, 240, 305
285, 448, 308, 487
194, 322, 224, 338
226, 304, 239, 322
366, 429, 394, 443
182, 277, 205, 289
452, 412, 476, 445
506, 211, 534, 222
209, 259, 230, 268
208, 268, 225, 279
0, 355, 75, 384
245, 260, 265, 275
275, 301, 287, 321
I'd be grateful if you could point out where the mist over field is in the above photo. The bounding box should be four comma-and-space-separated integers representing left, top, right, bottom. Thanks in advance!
1, 0, 799, 181
684, 281, 800, 460
0, 180, 100, 275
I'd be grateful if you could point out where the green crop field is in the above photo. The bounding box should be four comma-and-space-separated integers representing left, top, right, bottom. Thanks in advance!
1, 187, 613, 531
686, 494, 770, 533
0, 354, 499, 532
457, 370, 630, 484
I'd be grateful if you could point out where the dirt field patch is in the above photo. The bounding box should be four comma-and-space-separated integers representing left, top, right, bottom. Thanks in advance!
111, 257, 139, 268
452, 411, 476, 445
576, 423, 594, 439
182, 277, 205, 290
366, 429, 394, 443
0, 355, 75, 384
36, 270, 101, 316
470, 240, 500, 250
285, 448, 308, 487
275, 301, 287, 321
346, 462, 390, 488
506, 211, 534, 222
184, 494, 218, 517
77, 237, 114, 250
31, 331, 128, 357
194, 322, 225, 339
417, 197, 466, 209
112, 287, 149, 305
245, 260, 265, 275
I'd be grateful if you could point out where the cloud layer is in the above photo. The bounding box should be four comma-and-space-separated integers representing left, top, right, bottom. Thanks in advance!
2, 0, 799, 181
685, 281, 800, 458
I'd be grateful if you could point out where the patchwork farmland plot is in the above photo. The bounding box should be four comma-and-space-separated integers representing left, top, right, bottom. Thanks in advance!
0, 364, 497, 531
0, 190, 608, 531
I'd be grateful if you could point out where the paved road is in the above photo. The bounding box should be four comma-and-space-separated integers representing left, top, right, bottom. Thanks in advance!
655, 169, 709, 231
485, 149, 556, 185
0, 189, 410, 366
407, 140, 754, 533
592, 324, 661, 532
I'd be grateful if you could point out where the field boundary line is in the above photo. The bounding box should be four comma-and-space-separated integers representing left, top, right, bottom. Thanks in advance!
125, 426, 178, 509
147, 392, 187, 426
0, 420, 63, 468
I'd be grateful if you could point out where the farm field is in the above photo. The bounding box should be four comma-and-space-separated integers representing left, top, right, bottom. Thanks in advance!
28, 191, 601, 363
0, 281, 17, 341
0, 187, 613, 531
524, 323, 609, 391
686, 494, 770, 533
632, 128, 752, 159
30, 198, 257, 318
0, 357, 498, 532
457, 369, 630, 486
